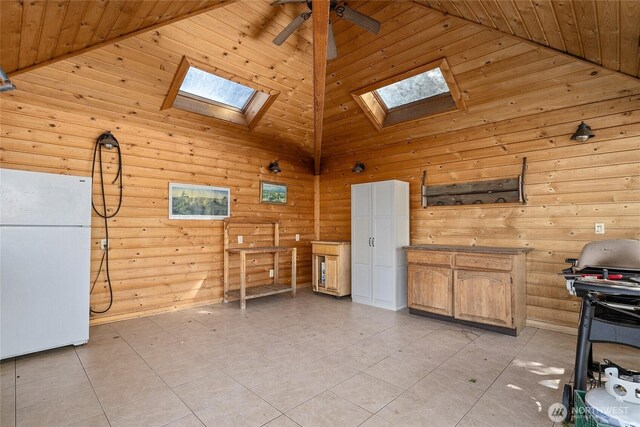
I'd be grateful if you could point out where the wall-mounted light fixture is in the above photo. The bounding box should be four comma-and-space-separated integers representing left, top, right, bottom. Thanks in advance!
268, 160, 282, 174
570, 122, 595, 142
352, 162, 365, 174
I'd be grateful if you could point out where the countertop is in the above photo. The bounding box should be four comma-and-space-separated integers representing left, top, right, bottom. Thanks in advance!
403, 244, 532, 255
311, 241, 351, 245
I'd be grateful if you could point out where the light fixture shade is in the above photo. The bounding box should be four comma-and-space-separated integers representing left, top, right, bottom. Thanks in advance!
268, 161, 281, 174
97, 131, 119, 149
570, 121, 595, 142
352, 162, 365, 174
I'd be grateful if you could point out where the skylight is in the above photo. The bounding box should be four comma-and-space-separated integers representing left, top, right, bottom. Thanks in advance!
179, 66, 256, 111
351, 58, 465, 130
374, 68, 450, 110
162, 57, 279, 128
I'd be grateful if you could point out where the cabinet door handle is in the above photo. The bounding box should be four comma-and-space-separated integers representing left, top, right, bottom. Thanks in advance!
368, 237, 372, 246
372, 237, 375, 247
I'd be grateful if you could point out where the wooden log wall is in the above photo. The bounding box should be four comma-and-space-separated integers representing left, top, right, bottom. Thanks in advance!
319, 2, 640, 329
0, 3, 316, 324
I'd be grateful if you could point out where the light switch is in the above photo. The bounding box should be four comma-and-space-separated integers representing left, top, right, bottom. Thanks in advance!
595, 223, 605, 235
237, 235, 243, 244
295, 234, 300, 241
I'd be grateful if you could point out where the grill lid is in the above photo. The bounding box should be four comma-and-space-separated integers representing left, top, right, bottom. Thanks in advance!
574, 239, 640, 271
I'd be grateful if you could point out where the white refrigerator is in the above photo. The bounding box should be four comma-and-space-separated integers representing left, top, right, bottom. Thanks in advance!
0, 168, 92, 359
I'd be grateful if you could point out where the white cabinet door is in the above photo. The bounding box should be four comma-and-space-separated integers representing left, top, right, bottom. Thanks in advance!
372, 181, 396, 308
351, 180, 409, 310
351, 184, 372, 303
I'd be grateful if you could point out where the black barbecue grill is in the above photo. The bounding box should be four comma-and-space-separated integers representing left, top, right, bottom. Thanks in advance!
561, 239, 640, 422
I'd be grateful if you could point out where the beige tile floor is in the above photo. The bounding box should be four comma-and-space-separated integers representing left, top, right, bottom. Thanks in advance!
1, 288, 637, 427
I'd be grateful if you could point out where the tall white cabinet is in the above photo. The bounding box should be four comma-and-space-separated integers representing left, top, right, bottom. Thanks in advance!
351, 180, 409, 311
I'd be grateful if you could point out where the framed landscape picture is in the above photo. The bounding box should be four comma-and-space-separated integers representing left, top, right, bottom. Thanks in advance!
169, 183, 230, 220
260, 181, 287, 205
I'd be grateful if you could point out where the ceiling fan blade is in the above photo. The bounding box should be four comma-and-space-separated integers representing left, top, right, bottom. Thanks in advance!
270, 0, 306, 5
339, 5, 381, 34
327, 21, 337, 60
273, 12, 310, 46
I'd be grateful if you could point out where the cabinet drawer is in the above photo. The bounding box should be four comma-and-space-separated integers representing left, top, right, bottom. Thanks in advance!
407, 250, 452, 266
312, 244, 340, 256
455, 254, 512, 271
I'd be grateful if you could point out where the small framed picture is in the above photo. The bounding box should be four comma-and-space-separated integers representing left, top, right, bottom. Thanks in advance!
260, 181, 287, 205
169, 183, 230, 220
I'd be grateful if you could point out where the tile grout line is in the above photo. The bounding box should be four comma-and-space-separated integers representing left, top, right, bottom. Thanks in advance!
146, 309, 286, 426
324, 317, 464, 425
13, 359, 17, 427
261, 310, 426, 421
368, 326, 488, 425
135, 315, 214, 427
282, 313, 412, 398
453, 328, 540, 427
86, 322, 202, 425
73, 346, 112, 427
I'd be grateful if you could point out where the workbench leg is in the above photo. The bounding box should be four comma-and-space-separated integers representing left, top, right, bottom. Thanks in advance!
240, 251, 246, 310
223, 250, 229, 303
274, 223, 279, 286
291, 248, 297, 298
575, 297, 595, 391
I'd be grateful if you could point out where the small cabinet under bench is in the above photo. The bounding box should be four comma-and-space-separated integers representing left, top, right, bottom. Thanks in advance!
404, 245, 532, 335
311, 241, 351, 297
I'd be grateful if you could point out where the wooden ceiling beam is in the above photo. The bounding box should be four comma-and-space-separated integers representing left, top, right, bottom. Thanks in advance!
8, 0, 237, 78
312, 0, 330, 175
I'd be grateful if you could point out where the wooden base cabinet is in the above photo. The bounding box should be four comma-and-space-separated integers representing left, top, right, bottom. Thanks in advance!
405, 246, 531, 335
312, 241, 351, 297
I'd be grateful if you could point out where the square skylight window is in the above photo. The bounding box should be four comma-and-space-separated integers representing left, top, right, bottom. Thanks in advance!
351, 58, 465, 129
162, 57, 279, 129
179, 66, 257, 111
374, 68, 450, 110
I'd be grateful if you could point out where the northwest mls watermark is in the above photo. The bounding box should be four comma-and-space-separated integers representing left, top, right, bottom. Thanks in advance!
548, 402, 630, 423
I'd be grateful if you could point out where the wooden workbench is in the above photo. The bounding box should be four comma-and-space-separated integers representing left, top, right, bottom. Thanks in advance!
223, 218, 297, 309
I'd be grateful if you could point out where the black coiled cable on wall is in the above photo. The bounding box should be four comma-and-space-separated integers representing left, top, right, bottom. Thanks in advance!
90, 131, 123, 314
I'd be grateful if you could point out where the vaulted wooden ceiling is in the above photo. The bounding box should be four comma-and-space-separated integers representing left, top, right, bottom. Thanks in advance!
0, 0, 229, 74
1, 0, 638, 162
414, 0, 640, 79
3, 1, 638, 79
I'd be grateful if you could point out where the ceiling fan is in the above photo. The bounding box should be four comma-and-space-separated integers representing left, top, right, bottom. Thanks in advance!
270, 0, 381, 60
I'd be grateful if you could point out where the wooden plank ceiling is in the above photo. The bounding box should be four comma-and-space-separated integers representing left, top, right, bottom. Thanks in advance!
413, 0, 640, 79
1, 0, 637, 158
0, 0, 229, 74
6, 0, 315, 156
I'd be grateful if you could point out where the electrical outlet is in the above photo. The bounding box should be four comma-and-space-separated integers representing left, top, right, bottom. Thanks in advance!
237, 235, 243, 244
595, 223, 605, 235
100, 239, 108, 250
295, 234, 300, 241
269, 269, 274, 278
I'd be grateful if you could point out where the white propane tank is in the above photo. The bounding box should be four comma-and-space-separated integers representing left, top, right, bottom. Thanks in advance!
584, 388, 640, 427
